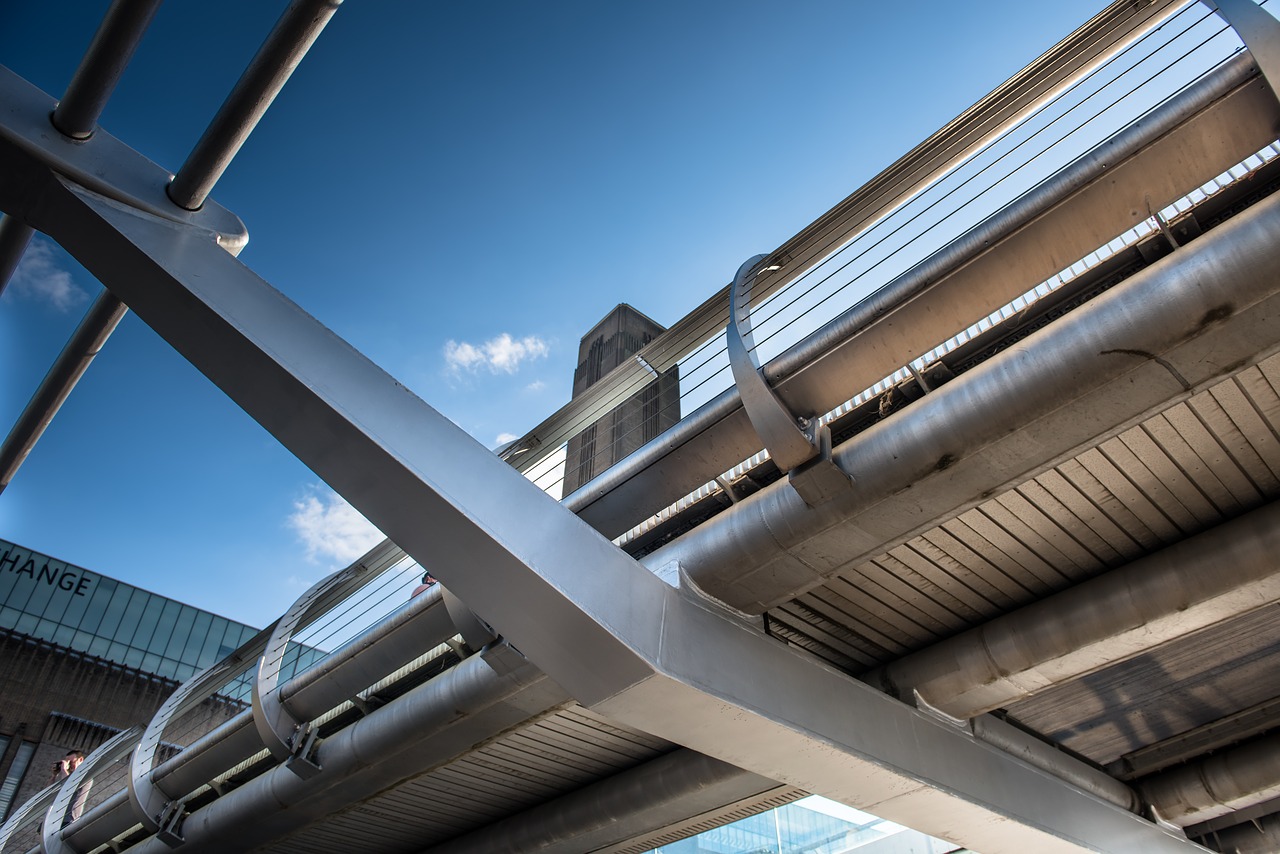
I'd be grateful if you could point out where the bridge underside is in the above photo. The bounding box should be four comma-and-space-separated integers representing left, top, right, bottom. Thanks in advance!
6, 1, 1280, 853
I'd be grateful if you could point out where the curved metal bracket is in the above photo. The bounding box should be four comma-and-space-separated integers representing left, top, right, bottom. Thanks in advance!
128, 657, 238, 838
44, 726, 144, 854
1205, 0, 1280, 100
0, 783, 57, 853
727, 254, 820, 472
252, 564, 360, 779
727, 255, 852, 506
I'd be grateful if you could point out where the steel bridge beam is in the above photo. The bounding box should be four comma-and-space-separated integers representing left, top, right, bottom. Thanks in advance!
0, 134, 1205, 852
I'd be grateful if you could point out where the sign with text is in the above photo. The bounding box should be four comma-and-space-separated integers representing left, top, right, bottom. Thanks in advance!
0, 539, 96, 611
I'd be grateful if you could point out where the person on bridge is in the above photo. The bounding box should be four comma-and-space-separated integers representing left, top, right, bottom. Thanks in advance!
411, 571, 438, 598
50, 750, 92, 824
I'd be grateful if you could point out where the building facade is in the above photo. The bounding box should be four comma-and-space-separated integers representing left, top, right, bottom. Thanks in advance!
563, 304, 681, 495
0, 538, 298, 822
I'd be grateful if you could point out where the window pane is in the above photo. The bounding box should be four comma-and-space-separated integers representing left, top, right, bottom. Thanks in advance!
78, 578, 120, 637
165, 606, 197, 661
96, 584, 134, 640
184, 611, 213, 664
123, 594, 164, 648
146, 600, 181, 658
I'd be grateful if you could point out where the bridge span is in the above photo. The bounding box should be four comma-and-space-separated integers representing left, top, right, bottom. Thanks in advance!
4, 1, 1280, 852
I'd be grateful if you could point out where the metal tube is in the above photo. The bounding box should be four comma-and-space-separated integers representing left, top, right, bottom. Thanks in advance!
167, 0, 341, 210
1140, 732, 1280, 827
568, 51, 1267, 539
426, 749, 778, 854
0, 215, 34, 298
970, 716, 1140, 813
278, 584, 456, 719
147, 712, 259, 800
0, 289, 127, 493
643, 183, 1280, 615
1200, 811, 1280, 853
122, 656, 565, 854
57, 789, 134, 852
865, 501, 1280, 718
51, 0, 164, 139
506, 0, 1195, 492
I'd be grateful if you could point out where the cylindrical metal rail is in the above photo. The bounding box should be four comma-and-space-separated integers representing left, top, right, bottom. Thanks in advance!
865, 501, 1280, 718
0, 290, 127, 492
167, 0, 341, 210
645, 181, 1280, 614
0, 215, 34, 297
51, 0, 164, 139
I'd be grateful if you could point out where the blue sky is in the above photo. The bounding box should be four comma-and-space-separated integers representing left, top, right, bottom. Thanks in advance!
1, 1, 1104, 627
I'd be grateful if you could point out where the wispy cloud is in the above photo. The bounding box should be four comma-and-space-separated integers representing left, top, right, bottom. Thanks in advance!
525, 379, 546, 392
10, 237, 89, 312
445, 333, 549, 375
288, 485, 384, 566
495, 432, 519, 445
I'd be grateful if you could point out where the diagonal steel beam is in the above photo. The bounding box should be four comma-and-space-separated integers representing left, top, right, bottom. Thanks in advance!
0, 146, 1207, 851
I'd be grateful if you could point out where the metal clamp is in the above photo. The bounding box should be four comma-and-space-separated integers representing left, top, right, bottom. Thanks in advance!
46, 726, 144, 854
727, 255, 851, 506
252, 564, 362, 779
128, 658, 239, 838
440, 586, 527, 675
1205, 0, 1280, 100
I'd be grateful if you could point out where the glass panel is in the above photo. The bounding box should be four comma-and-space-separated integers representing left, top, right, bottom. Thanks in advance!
33, 618, 57, 643
78, 577, 120, 636
88, 636, 110, 658
20, 569, 56, 620
0, 741, 36, 822
165, 606, 197, 661
200, 617, 229, 665
0, 542, 22, 605
122, 594, 163, 648
184, 611, 213, 664
37, 557, 76, 624
122, 646, 144, 669
0, 606, 20, 631
52, 624, 74, 647
95, 584, 134, 640
57, 570, 97, 628
155, 657, 178, 680
13, 612, 37, 635
72, 630, 94, 652
141, 652, 161, 674
146, 600, 181, 658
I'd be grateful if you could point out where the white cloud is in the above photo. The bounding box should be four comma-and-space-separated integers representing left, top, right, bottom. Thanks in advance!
288, 485, 384, 566
10, 237, 89, 312
525, 379, 546, 392
495, 432, 519, 445
445, 333, 549, 375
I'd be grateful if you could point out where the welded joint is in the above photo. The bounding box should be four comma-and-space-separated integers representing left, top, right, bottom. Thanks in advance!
727, 254, 853, 506
912, 689, 969, 728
